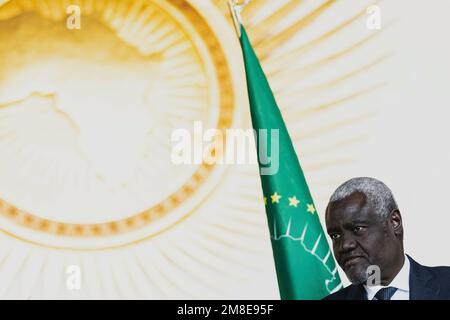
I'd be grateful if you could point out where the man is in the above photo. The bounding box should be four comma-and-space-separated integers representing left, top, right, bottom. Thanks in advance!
323, 177, 450, 300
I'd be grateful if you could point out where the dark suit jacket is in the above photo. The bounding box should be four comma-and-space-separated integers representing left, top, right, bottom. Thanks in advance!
324, 255, 450, 300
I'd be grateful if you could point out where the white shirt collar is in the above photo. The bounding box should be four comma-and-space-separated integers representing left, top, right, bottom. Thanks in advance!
364, 255, 410, 300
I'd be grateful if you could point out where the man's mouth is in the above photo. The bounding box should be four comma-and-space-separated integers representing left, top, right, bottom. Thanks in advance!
343, 256, 364, 269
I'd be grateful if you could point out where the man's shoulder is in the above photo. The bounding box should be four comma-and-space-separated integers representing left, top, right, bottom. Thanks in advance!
421, 264, 450, 285
322, 287, 350, 300
408, 255, 450, 297
409, 256, 450, 281
322, 285, 366, 300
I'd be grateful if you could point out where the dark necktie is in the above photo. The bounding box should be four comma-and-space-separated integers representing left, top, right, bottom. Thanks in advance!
373, 287, 398, 300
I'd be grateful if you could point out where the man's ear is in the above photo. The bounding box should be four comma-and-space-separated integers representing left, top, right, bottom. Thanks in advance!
390, 209, 403, 237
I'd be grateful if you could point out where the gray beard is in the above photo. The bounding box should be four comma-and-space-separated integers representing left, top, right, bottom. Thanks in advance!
348, 268, 369, 285
347, 261, 372, 285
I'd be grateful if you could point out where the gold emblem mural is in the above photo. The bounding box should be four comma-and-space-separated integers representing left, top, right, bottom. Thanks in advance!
0, 0, 385, 298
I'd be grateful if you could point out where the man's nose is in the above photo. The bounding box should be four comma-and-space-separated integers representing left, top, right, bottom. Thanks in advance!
340, 235, 357, 252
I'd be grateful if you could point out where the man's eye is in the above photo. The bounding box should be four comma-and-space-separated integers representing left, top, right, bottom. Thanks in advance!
353, 226, 364, 233
330, 234, 341, 240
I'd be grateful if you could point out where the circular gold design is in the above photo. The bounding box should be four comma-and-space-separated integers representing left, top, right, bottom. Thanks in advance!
0, 0, 237, 243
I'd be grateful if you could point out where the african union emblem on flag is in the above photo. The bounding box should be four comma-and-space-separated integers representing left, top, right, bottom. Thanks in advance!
228, 1, 342, 299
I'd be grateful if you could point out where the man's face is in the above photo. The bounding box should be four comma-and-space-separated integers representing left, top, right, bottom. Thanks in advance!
325, 192, 399, 284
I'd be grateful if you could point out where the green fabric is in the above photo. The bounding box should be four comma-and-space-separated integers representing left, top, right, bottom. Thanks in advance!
239, 26, 342, 299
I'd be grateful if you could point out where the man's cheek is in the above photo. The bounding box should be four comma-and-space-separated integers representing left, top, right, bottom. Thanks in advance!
332, 246, 343, 267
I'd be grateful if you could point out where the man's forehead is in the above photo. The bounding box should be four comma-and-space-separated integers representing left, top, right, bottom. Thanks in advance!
326, 191, 373, 220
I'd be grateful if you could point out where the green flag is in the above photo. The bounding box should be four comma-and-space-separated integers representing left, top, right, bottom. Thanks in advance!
238, 25, 342, 299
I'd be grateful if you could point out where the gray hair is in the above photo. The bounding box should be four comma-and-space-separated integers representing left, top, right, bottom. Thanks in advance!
329, 177, 398, 219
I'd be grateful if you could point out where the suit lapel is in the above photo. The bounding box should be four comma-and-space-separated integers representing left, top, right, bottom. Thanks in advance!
408, 255, 440, 300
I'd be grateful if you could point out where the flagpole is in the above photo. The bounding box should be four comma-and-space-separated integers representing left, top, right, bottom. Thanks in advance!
227, 0, 250, 38
228, 0, 342, 299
